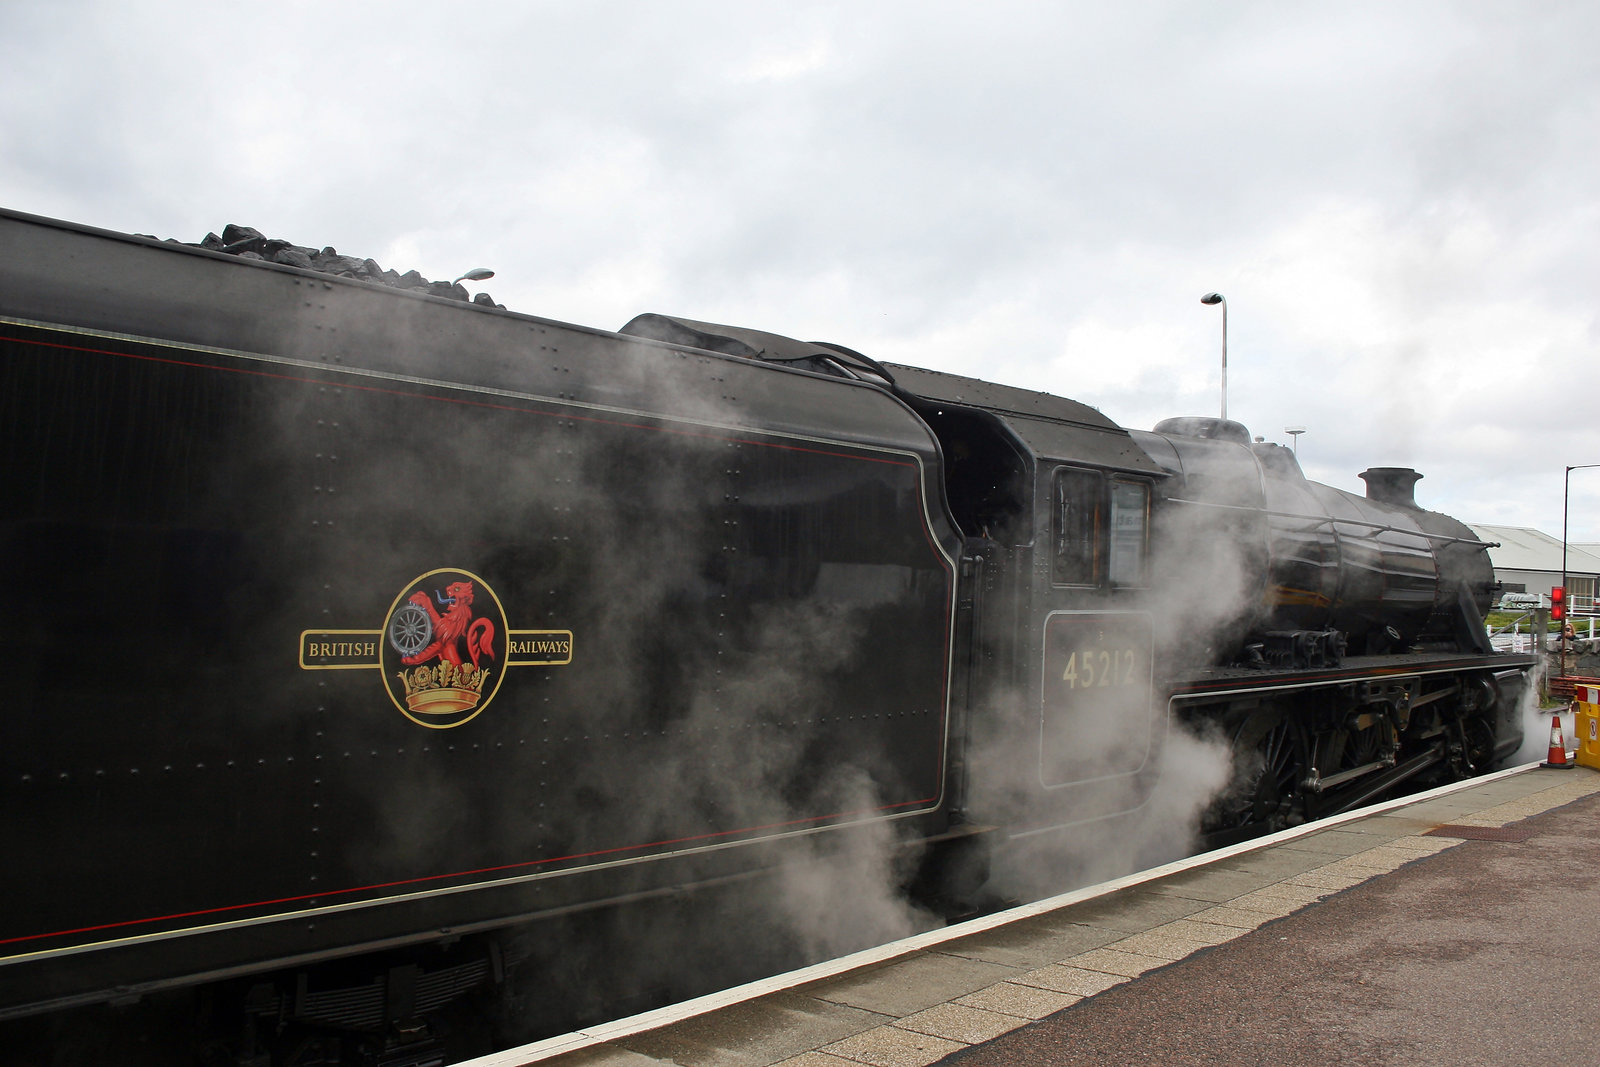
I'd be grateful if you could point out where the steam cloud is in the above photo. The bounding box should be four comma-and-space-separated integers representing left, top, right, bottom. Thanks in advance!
962, 487, 1252, 905
252, 288, 1317, 1041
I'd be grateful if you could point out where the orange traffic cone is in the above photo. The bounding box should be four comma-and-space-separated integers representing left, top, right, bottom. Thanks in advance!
1542, 714, 1575, 769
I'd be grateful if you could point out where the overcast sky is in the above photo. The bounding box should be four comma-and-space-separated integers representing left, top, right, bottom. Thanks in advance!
4, 2, 1597, 538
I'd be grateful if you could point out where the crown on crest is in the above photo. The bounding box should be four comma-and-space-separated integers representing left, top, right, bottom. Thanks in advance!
394, 660, 492, 715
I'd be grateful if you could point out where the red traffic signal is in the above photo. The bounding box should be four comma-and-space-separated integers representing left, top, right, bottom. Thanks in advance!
1552, 586, 1567, 621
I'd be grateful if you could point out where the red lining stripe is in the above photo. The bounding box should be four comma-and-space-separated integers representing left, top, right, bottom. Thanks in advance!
2, 794, 940, 950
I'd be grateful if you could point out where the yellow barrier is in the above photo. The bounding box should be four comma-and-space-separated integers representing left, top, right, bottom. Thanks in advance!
1576, 684, 1600, 770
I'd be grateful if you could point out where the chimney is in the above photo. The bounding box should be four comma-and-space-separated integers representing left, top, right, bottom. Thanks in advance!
1360, 467, 1423, 509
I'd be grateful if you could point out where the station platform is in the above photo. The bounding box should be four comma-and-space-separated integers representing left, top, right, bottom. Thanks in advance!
465, 762, 1600, 1067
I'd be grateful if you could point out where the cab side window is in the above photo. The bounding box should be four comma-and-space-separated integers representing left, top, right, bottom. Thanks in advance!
1052, 467, 1102, 586
1108, 479, 1150, 587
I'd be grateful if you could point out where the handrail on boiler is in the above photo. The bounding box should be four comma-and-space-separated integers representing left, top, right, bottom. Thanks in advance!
1164, 497, 1499, 549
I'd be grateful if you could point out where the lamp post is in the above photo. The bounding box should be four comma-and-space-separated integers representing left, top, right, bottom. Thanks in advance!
453, 267, 495, 285
1562, 463, 1600, 613
1286, 426, 1305, 454
1561, 463, 1600, 677
1201, 292, 1227, 420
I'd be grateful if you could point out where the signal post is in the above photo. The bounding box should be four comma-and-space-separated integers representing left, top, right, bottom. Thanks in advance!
1534, 605, 1550, 699
1552, 586, 1569, 679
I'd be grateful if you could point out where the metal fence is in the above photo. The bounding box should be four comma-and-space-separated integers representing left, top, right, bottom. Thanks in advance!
1489, 614, 1599, 653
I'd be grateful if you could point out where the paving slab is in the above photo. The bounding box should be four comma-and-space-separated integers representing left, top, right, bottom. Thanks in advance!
892, 1004, 1025, 1045
1055, 947, 1168, 979
1380, 834, 1457, 854
1205, 845, 1331, 880
931, 917, 1121, 969
1140, 918, 1246, 947
1282, 866, 1375, 892
1454, 777, 1557, 801
1007, 965, 1129, 998
1317, 843, 1434, 873
952, 982, 1081, 1020
770, 1055, 855, 1067
1045, 887, 1209, 932
801, 954, 1017, 1019
1140, 866, 1284, 902
1224, 881, 1331, 911
1356, 813, 1444, 836
617, 994, 888, 1067
1393, 796, 1501, 822
1183, 902, 1285, 930
1103, 929, 1216, 962
1274, 827, 1399, 856
818, 1025, 963, 1067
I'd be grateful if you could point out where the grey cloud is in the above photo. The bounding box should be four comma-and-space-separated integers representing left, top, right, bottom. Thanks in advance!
3, 0, 1599, 534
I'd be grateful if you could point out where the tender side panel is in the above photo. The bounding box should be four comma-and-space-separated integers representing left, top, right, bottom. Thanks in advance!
0, 321, 954, 1010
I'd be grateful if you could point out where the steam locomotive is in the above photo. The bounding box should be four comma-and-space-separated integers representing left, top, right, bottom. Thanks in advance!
0, 208, 1529, 1060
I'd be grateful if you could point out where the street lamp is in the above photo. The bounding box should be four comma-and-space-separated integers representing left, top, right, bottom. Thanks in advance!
1562, 463, 1600, 618
1201, 292, 1227, 420
453, 267, 495, 285
1286, 426, 1306, 454
1560, 463, 1600, 678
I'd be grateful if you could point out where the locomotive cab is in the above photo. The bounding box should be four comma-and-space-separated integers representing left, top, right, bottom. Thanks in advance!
879, 364, 1172, 834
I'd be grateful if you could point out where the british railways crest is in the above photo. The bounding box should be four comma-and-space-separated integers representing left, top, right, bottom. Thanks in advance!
381, 570, 508, 728
299, 568, 573, 729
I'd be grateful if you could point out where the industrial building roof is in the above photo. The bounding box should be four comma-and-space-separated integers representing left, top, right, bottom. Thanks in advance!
1466, 524, 1600, 575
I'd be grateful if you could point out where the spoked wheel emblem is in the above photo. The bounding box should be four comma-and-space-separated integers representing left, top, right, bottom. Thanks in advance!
388, 602, 434, 659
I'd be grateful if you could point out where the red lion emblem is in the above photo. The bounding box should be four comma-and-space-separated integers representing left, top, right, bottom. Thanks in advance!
401, 580, 496, 669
